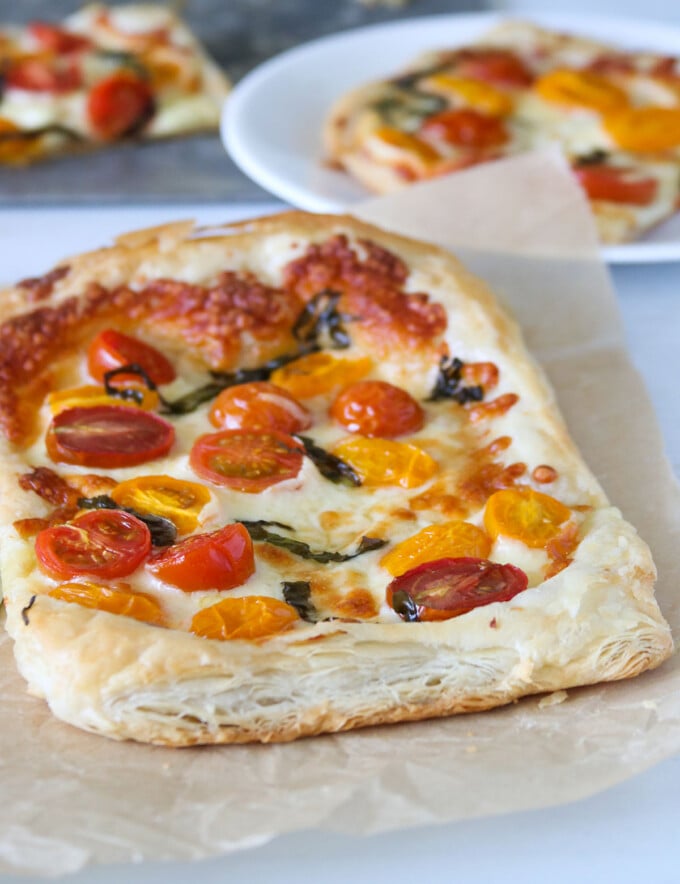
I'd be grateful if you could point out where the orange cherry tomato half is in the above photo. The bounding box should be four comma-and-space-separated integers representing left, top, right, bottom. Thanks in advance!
5, 56, 81, 93
330, 380, 424, 438
190, 430, 304, 493
28, 21, 92, 53
534, 69, 628, 112
47, 405, 175, 468
147, 523, 254, 592
35, 510, 151, 581
574, 165, 658, 206
604, 107, 680, 153
87, 328, 175, 385
484, 488, 571, 548
209, 381, 312, 434
270, 352, 372, 399
386, 556, 529, 621
381, 521, 492, 577
47, 383, 159, 415
191, 596, 299, 641
87, 71, 155, 140
456, 49, 534, 88
110, 475, 211, 536
332, 436, 438, 488
49, 580, 163, 625
421, 108, 508, 149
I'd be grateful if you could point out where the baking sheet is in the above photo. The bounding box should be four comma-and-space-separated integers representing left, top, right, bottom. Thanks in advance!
1, 149, 679, 877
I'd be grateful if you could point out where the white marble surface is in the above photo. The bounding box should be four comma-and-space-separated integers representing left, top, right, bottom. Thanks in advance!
0, 205, 678, 883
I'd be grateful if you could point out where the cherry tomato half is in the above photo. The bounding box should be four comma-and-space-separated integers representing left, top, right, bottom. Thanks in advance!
330, 380, 424, 438
604, 107, 680, 153
87, 329, 176, 385
484, 488, 571, 548
574, 165, 658, 206
456, 49, 534, 88
270, 352, 372, 399
146, 523, 254, 592
190, 430, 304, 493
332, 436, 438, 488
421, 108, 508, 149
87, 71, 155, 140
191, 596, 299, 641
49, 580, 163, 625
386, 556, 529, 621
534, 69, 628, 113
380, 521, 491, 577
46, 405, 175, 468
35, 510, 151, 581
110, 475, 211, 535
28, 21, 92, 53
209, 381, 312, 434
5, 56, 81, 93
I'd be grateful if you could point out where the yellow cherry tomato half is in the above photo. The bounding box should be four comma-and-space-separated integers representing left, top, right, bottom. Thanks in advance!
190, 596, 299, 641
604, 107, 680, 153
48, 581, 164, 625
110, 475, 212, 535
422, 74, 514, 116
332, 436, 438, 489
368, 127, 441, 166
484, 488, 571, 548
381, 520, 492, 577
534, 69, 628, 112
47, 384, 160, 415
271, 352, 372, 399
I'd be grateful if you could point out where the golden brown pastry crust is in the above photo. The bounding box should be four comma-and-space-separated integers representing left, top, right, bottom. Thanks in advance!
0, 212, 672, 745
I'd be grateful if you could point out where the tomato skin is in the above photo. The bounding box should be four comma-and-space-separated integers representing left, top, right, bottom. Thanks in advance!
87, 71, 155, 140
421, 108, 508, 149
456, 49, 534, 88
5, 56, 81, 93
209, 381, 312, 434
47, 405, 175, 468
574, 165, 658, 206
35, 510, 151, 581
147, 523, 254, 592
387, 556, 529, 621
28, 22, 92, 53
190, 430, 304, 493
330, 380, 424, 438
87, 329, 175, 385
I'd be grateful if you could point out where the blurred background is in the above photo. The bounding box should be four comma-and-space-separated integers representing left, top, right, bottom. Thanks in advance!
1, 0, 678, 205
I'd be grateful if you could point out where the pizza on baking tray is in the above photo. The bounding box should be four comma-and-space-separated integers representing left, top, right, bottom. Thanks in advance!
0, 4, 228, 164
325, 21, 680, 243
0, 212, 672, 745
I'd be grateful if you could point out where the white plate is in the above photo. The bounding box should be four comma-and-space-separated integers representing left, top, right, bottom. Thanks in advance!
222, 12, 680, 264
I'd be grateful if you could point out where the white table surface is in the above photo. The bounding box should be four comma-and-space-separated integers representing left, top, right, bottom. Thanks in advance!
1, 205, 679, 884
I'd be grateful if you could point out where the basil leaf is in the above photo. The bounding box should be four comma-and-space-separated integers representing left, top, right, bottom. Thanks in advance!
240, 521, 386, 563
77, 495, 177, 547
373, 89, 447, 132
281, 581, 319, 623
295, 435, 361, 487
292, 289, 354, 350
391, 590, 420, 622
427, 356, 484, 404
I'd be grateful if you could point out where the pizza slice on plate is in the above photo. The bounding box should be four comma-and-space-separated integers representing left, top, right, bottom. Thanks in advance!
0, 213, 672, 744
324, 21, 680, 243
0, 3, 228, 164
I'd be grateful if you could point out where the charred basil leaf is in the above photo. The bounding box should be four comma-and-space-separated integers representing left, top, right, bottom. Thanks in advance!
103, 364, 152, 405
427, 356, 484, 404
373, 89, 447, 132
574, 149, 609, 167
294, 435, 362, 487
240, 522, 387, 563
293, 289, 354, 350
391, 590, 420, 622
21, 594, 37, 626
281, 581, 319, 623
77, 495, 177, 547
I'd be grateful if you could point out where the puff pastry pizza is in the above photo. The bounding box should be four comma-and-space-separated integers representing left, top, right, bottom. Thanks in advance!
0, 213, 672, 745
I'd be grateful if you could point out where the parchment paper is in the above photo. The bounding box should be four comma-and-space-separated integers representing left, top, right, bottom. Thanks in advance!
1, 149, 679, 877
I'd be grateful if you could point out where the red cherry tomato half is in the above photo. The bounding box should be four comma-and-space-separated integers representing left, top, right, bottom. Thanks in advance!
330, 380, 424, 438
147, 523, 254, 592
35, 510, 151, 581
28, 21, 92, 53
421, 108, 508, 149
47, 405, 175, 468
386, 556, 529, 621
209, 381, 312, 434
573, 165, 658, 206
87, 71, 155, 140
5, 56, 81, 93
457, 49, 534, 88
87, 329, 176, 385
190, 430, 304, 493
